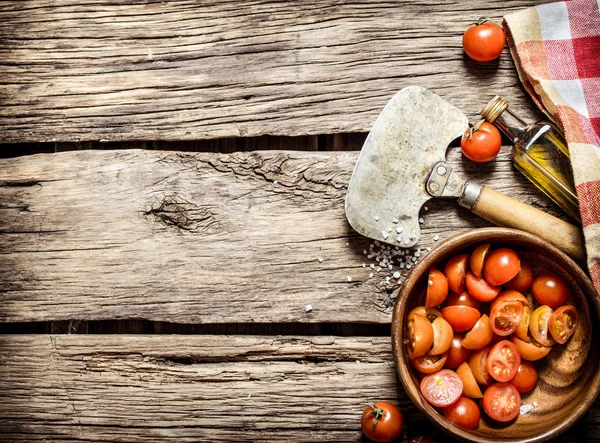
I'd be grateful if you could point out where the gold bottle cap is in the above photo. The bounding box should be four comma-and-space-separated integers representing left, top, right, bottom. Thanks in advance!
480, 95, 508, 123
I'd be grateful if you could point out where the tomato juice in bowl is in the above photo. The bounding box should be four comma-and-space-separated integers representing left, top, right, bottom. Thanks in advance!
391, 228, 600, 443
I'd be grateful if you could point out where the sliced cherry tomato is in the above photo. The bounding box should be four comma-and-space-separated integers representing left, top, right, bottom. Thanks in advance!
465, 271, 501, 302
490, 299, 523, 336
511, 336, 552, 361
469, 243, 490, 277
445, 334, 473, 369
486, 340, 521, 383
462, 18, 505, 63
443, 396, 480, 430
549, 305, 579, 344
444, 254, 469, 294
490, 290, 529, 312
406, 312, 434, 359
483, 248, 521, 286
532, 272, 570, 309
482, 383, 521, 422
441, 305, 481, 333
411, 352, 448, 374
445, 290, 481, 310
511, 361, 538, 394
431, 316, 454, 355
420, 369, 463, 407
361, 401, 403, 443
529, 305, 556, 346
409, 306, 443, 323
504, 262, 533, 293
468, 347, 493, 386
426, 268, 449, 307
462, 314, 493, 350
456, 361, 483, 399
460, 121, 502, 163
514, 305, 531, 342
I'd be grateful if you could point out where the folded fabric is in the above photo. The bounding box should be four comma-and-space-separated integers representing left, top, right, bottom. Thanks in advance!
504, 0, 600, 293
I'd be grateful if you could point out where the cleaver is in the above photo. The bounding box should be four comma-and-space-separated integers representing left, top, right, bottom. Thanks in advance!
345, 86, 585, 262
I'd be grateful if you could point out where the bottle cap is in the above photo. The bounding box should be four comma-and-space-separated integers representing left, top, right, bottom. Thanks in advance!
480, 96, 508, 123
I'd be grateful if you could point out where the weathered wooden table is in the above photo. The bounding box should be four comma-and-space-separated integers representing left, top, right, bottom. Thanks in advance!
1, 1, 598, 441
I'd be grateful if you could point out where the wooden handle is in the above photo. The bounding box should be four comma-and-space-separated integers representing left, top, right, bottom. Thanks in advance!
469, 185, 586, 263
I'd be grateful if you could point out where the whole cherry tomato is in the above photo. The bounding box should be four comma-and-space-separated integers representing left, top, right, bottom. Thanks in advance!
504, 262, 533, 293
532, 272, 570, 309
462, 17, 505, 62
443, 396, 481, 430
512, 361, 538, 393
361, 401, 403, 443
460, 121, 502, 163
483, 248, 521, 286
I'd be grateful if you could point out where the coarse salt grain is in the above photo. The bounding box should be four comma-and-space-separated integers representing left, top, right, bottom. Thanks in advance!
424, 206, 429, 211
362, 263, 366, 267
318, 258, 324, 263
393, 271, 401, 279
392, 218, 399, 223
396, 236, 402, 243
433, 235, 439, 241
370, 264, 375, 269
404, 239, 410, 245
415, 251, 421, 257
376, 267, 381, 273
274, 180, 278, 184
388, 264, 393, 270
346, 243, 349, 247
419, 217, 424, 224
347, 276, 352, 282
375, 216, 379, 221
382, 231, 389, 240
363, 249, 367, 255
396, 227, 403, 234
305, 304, 313, 312
386, 276, 391, 282
369, 273, 374, 278
406, 264, 412, 269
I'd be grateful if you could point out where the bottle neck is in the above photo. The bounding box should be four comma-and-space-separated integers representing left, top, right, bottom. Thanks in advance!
493, 109, 528, 142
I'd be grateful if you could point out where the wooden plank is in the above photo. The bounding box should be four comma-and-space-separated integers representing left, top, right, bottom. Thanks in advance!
0, 335, 595, 442
0, 0, 544, 143
0, 148, 561, 324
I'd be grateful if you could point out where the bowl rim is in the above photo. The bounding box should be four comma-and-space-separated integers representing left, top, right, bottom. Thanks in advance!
391, 227, 600, 443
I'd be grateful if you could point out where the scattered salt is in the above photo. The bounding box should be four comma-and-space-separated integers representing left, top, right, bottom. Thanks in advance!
345, 243, 349, 247
424, 206, 429, 211
433, 235, 440, 241
396, 236, 403, 243
274, 180, 278, 184
385, 276, 391, 282
370, 264, 375, 269
406, 264, 412, 269
393, 271, 401, 279
388, 264, 393, 270
374, 216, 379, 221
419, 217, 424, 224
318, 258, 324, 263
376, 267, 381, 273
362, 263, 366, 267
369, 273, 374, 278
396, 226, 403, 234
404, 239, 410, 245
382, 231, 389, 240
347, 276, 352, 282
363, 249, 367, 255
392, 218, 399, 223
305, 304, 313, 312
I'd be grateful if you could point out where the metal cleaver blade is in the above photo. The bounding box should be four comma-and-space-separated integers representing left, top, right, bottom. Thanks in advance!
345, 86, 468, 248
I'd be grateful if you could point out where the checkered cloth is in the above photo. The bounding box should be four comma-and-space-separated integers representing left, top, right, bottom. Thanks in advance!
504, 0, 600, 294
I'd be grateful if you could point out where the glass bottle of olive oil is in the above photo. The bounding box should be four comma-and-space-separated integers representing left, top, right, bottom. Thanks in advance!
480, 96, 580, 221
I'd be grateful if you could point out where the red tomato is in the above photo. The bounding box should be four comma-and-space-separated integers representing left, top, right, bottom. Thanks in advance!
511, 336, 552, 361
462, 314, 493, 350
420, 369, 463, 407
445, 290, 481, 310
443, 396, 480, 430
407, 312, 434, 359
465, 271, 501, 302
549, 305, 579, 344
411, 352, 448, 374
482, 383, 521, 422
490, 290, 529, 311
427, 268, 449, 307
532, 272, 570, 309
490, 299, 523, 336
460, 121, 502, 163
445, 334, 473, 369
361, 401, 403, 443
456, 362, 483, 399
514, 304, 531, 342
483, 248, 521, 286
441, 305, 481, 333
468, 347, 494, 386
504, 262, 533, 293
462, 18, 505, 62
431, 316, 454, 355
486, 340, 521, 383
444, 254, 469, 294
409, 306, 443, 323
512, 361, 538, 394
469, 243, 490, 277
529, 305, 556, 346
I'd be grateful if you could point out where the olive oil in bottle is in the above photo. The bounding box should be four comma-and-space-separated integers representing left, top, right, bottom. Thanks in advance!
480, 96, 580, 221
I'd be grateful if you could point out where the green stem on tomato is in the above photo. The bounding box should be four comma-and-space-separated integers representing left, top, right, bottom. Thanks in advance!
367, 402, 386, 430
476, 16, 491, 25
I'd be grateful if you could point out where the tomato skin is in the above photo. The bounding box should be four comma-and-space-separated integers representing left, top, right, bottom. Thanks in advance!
549, 305, 579, 344
444, 254, 469, 294
409, 306, 443, 323
445, 290, 481, 310
456, 361, 483, 399
465, 271, 501, 302
512, 361, 538, 394
514, 304, 531, 342
505, 262, 533, 293
361, 401, 403, 443
431, 316, 454, 355
490, 299, 524, 336
469, 243, 490, 277
462, 20, 505, 62
443, 396, 481, 430
532, 272, 570, 309
511, 336, 552, 361
407, 312, 434, 359
486, 340, 521, 383
460, 122, 502, 163
529, 305, 556, 346
445, 334, 473, 369
490, 290, 529, 312
482, 383, 521, 422
420, 369, 464, 407
484, 248, 521, 286
411, 352, 448, 374
468, 347, 494, 386
441, 305, 481, 333
462, 314, 493, 350
427, 268, 449, 307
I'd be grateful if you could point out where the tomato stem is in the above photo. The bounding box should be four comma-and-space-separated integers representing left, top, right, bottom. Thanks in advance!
367, 402, 386, 430
476, 16, 491, 26
467, 120, 485, 139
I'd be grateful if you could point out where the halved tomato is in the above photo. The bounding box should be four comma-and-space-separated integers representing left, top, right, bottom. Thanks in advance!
469, 243, 490, 277
445, 290, 481, 310
410, 352, 448, 374
490, 290, 529, 311
483, 248, 521, 286
465, 271, 500, 302
406, 312, 434, 359
486, 340, 521, 383
409, 306, 443, 323
511, 336, 552, 361
512, 361, 538, 394
504, 262, 533, 293
441, 305, 481, 333
490, 299, 523, 336
549, 305, 579, 344
482, 383, 521, 422
529, 305, 556, 346
462, 314, 493, 350
513, 305, 531, 342
443, 396, 480, 430
468, 347, 493, 386
456, 362, 483, 399
444, 254, 469, 294
431, 316, 454, 355
445, 334, 473, 369
427, 268, 449, 307
420, 369, 463, 407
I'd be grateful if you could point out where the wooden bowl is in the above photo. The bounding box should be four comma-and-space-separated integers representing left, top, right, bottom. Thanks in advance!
391, 227, 600, 442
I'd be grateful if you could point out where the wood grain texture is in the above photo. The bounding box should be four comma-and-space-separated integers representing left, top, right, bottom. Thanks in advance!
0, 0, 545, 143
0, 334, 596, 442
0, 148, 566, 324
